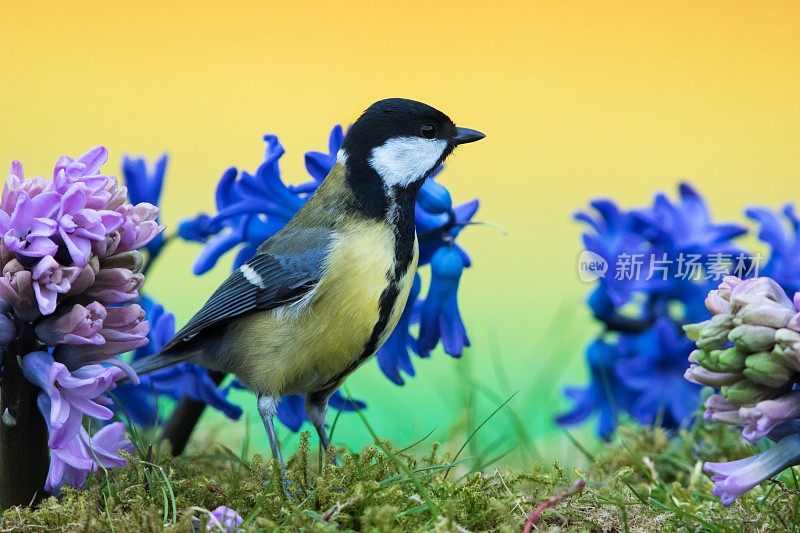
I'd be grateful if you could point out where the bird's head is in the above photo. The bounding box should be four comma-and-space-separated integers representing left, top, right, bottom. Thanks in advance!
338, 98, 484, 201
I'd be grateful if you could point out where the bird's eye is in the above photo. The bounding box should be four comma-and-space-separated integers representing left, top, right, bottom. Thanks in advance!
419, 123, 438, 139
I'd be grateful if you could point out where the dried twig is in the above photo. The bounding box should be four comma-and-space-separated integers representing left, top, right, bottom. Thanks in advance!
522, 479, 586, 533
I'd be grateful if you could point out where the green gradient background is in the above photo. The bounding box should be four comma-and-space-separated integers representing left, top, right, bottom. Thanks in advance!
1, 1, 799, 461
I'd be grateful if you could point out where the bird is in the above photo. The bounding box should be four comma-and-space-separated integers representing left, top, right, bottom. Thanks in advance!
132, 98, 484, 471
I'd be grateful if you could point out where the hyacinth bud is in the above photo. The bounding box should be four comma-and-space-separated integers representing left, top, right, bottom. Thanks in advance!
715, 276, 743, 301
704, 393, 744, 425
729, 277, 794, 314
85, 268, 143, 303
115, 203, 164, 253
729, 324, 777, 353
735, 304, 795, 329
66, 257, 99, 296
684, 364, 741, 387
743, 351, 795, 388
787, 312, 800, 332
722, 379, 780, 407
773, 328, 800, 371
99, 250, 144, 273
705, 290, 731, 315
55, 318, 149, 369
105, 185, 128, 211
694, 346, 747, 373
0, 260, 39, 321
92, 231, 121, 259
740, 392, 800, 442
683, 322, 705, 342
695, 314, 734, 350
103, 304, 145, 328
35, 302, 106, 346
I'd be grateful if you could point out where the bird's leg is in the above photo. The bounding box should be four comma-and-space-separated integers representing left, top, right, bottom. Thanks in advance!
304, 391, 334, 469
305, 396, 330, 449
257, 394, 290, 493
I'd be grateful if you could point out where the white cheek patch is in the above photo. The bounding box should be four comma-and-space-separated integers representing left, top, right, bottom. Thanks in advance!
368, 137, 448, 188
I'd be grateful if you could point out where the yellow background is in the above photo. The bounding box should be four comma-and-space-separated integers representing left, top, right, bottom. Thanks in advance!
1, 2, 799, 460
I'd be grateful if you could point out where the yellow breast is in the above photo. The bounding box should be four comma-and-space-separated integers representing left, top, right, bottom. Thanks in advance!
227, 220, 418, 396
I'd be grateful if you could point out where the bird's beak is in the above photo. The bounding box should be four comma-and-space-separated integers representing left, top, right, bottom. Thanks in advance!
453, 127, 485, 145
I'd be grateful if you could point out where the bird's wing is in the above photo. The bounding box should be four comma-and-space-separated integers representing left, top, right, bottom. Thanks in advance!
160, 227, 333, 353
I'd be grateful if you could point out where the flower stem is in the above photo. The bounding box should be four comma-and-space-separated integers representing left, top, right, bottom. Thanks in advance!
0, 323, 49, 508
160, 370, 225, 455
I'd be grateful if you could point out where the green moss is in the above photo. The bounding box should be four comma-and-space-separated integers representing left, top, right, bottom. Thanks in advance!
3, 422, 800, 531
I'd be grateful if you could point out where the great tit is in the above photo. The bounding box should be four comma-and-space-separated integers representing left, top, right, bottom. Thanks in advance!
132, 98, 484, 467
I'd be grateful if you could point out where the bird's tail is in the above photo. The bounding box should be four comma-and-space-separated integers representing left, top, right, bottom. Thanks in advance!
127, 347, 201, 380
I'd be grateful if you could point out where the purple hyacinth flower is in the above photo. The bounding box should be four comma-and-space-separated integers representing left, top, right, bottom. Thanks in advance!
85, 267, 144, 304
2, 160, 46, 214
739, 392, 800, 442
35, 302, 106, 346
0, 191, 59, 259
376, 274, 421, 384
56, 183, 124, 266
704, 433, 800, 506
51, 147, 114, 201
30, 256, 82, 315
0, 259, 40, 321
703, 394, 745, 426
208, 505, 244, 532
41, 393, 131, 492
21, 351, 128, 448
121, 154, 168, 257
114, 203, 164, 254
56, 316, 149, 370
417, 246, 470, 357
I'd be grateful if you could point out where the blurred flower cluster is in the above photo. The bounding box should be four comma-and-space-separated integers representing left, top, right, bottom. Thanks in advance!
685, 276, 800, 505
115, 155, 242, 427
176, 126, 478, 430
0, 147, 164, 491
557, 184, 748, 438
558, 183, 800, 440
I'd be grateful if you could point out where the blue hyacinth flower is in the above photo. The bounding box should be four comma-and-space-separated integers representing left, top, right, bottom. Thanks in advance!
556, 338, 637, 440
418, 246, 470, 357
561, 183, 746, 438
614, 318, 700, 427
121, 154, 168, 257
274, 390, 367, 432
746, 204, 800, 294
114, 299, 242, 426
